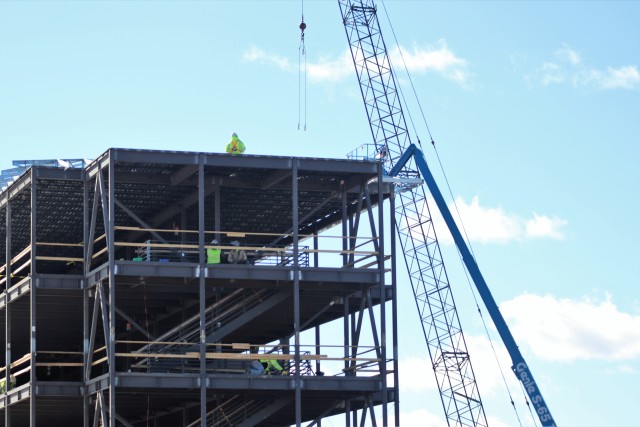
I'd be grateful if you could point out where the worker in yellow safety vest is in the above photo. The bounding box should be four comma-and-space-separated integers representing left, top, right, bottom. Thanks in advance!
207, 240, 221, 264
260, 358, 286, 375
226, 132, 246, 155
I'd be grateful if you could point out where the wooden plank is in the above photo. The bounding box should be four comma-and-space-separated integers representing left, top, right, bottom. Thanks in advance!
35, 362, 84, 367
38, 351, 84, 355
11, 366, 31, 377
118, 340, 207, 346
10, 259, 31, 277
36, 256, 84, 263
92, 247, 108, 259
185, 352, 333, 361
359, 254, 391, 269
91, 357, 108, 366
36, 242, 83, 247
226, 232, 246, 238
342, 360, 379, 372
114, 353, 199, 359
303, 248, 378, 255
231, 343, 251, 350
11, 246, 31, 265
10, 354, 31, 369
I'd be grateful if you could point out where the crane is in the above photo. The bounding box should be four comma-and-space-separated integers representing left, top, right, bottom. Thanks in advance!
337, 1, 557, 426
390, 145, 557, 427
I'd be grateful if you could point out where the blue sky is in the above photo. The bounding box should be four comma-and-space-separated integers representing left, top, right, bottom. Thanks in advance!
1, 1, 639, 426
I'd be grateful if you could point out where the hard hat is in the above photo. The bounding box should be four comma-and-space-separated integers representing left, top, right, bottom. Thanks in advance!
232, 132, 238, 138
231, 240, 240, 246
211, 239, 218, 244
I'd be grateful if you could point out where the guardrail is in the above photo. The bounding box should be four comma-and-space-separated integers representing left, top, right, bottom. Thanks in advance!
91, 341, 387, 377
112, 226, 383, 269
0, 226, 387, 280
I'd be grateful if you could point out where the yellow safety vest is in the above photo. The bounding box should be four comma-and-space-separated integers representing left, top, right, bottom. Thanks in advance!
206, 248, 221, 264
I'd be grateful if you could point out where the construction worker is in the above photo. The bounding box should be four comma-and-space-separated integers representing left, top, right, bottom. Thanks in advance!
0, 375, 16, 393
226, 132, 246, 155
260, 357, 286, 375
207, 240, 221, 264
226, 240, 247, 264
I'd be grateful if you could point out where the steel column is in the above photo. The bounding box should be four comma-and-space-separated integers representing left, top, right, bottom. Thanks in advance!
377, 162, 387, 426
292, 161, 301, 426
4, 198, 11, 426
83, 169, 90, 427
198, 155, 206, 427
30, 169, 37, 426
107, 152, 116, 427
343, 294, 351, 427
390, 184, 400, 426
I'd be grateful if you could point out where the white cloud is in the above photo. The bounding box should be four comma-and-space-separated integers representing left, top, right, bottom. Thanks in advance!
536, 44, 640, 91
307, 50, 353, 82
396, 409, 448, 427
590, 65, 640, 90
525, 213, 568, 240
429, 195, 567, 244
615, 365, 637, 374
242, 46, 292, 71
557, 44, 582, 65
243, 39, 470, 86
397, 356, 438, 393
389, 39, 470, 85
540, 62, 564, 85
486, 415, 520, 427
501, 293, 640, 361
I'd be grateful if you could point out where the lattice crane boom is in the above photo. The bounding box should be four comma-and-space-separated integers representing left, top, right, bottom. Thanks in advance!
338, 1, 557, 426
338, 1, 487, 425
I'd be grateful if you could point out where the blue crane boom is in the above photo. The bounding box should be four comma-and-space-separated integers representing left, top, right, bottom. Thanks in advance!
389, 145, 557, 427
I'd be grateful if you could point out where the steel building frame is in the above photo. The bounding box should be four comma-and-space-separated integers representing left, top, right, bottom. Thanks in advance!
0, 148, 398, 426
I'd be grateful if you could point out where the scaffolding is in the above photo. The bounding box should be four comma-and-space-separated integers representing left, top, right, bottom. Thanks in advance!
0, 148, 398, 426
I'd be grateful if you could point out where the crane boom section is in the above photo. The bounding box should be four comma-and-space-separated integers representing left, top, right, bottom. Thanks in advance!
339, 1, 488, 425
390, 144, 557, 427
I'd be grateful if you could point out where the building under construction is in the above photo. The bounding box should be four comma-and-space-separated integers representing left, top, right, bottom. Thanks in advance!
0, 148, 398, 426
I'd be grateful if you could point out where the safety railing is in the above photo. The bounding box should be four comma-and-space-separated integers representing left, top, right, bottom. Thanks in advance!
88, 341, 386, 377
112, 226, 385, 270
0, 350, 84, 392
0, 226, 388, 279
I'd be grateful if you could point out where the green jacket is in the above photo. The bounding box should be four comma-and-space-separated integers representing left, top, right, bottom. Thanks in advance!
226, 136, 246, 155
260, 358, 284, 373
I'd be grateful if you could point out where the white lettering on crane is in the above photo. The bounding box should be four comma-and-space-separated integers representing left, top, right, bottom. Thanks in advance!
516, 362, 554, 425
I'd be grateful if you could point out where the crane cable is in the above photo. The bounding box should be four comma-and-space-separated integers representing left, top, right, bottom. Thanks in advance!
298, 0, 307, 131
379, 1, 527, 425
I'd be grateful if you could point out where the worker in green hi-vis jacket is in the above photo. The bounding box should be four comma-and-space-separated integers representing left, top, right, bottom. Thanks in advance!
260, 358, 286, 375
206, 239, 221, 264
226, 132, 246, 155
